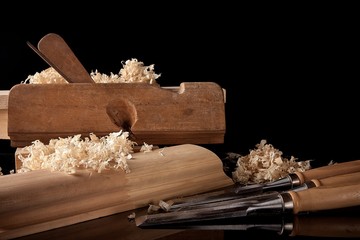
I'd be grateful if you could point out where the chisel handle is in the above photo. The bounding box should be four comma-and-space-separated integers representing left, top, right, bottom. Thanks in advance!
310, 171, 360, 187
286, 183, 360, 214
294, 159, 360, 184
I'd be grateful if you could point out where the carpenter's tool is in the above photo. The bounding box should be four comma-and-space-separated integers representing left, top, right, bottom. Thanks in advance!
153, 171, 360, 213
135, 175, 360, 227
169, 171, 360, 211
7, 81, 226, 147
168, 161, 360, 210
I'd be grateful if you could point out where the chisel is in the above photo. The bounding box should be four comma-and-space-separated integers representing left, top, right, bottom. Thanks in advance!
136, 179, 360, 227
168, 160, 360, 210
169, 171, 360, 211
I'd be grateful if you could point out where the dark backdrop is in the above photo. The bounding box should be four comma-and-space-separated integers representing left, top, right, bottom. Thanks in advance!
0, 27, 359, 173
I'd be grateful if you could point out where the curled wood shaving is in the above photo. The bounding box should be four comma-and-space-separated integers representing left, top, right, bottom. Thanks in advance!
232, 139, 311, 184
23, 67, 68, 84
16, 131, 137, 174
140, 142, 154, 153
118, 58, 160, 84
24, 58, 160, 84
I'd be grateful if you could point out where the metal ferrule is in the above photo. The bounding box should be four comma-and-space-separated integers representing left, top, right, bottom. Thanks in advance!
246, 192, 293, 215
291, 181, 317, 192
246, 193, 285, 215
288, 173, 302, 187
280, 219, 294, 236
262, 173, 301, 191
279, 192, 294, 214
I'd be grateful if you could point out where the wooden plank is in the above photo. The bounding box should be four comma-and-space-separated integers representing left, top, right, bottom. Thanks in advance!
0, 90, 9, 139
0, 144, 233, 238
8, 82, 226, 147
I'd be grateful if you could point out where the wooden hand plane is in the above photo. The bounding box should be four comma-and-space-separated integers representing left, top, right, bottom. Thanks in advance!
7, 82, 226, 147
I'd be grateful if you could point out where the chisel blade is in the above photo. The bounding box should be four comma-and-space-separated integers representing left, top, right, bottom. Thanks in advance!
136, 214, 284, 231
136, 183, 360, 229
170, 191, 279, 211
169, 185, 264, 210
135, 192, 282, 228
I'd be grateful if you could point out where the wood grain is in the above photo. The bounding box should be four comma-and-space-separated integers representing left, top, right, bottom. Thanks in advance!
7, 82, 226, 147
0, 144, 233, 239
296, 159, 360, 183
288, 183, 360, 214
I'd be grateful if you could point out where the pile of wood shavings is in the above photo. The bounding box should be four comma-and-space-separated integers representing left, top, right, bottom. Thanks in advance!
232, 140, 311, 184
23, 58, 161, 84
23, 67, 67, 84
16, 131, 138, 174
92, 58, 161, 84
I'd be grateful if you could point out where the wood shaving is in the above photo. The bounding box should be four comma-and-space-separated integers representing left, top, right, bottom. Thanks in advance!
147, 200, 174, 214
23, 58, 161, 84
16, 130, 137, 174
23, 67, 68, 84
158, 148, 165, 156
127, 212, 136, 222
92, 58, 161, 84
147, 204, 161, 214
139, 142, 154, 153
232, 139, 311, 184
158, 200, 174, 212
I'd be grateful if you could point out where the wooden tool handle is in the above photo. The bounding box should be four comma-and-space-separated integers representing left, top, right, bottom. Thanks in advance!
37, 33, 94, 83
288, 183, 360, 214
311, 171, 360, 187
291, 215, 360, 237
294, 159, 360, 184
